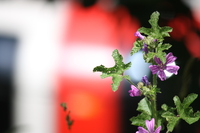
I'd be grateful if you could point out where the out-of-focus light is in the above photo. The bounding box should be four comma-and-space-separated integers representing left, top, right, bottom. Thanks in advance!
60, 44, 115, 78
68, 91, 102, 119
182, 0, 200, 10
125, 51, 151, 82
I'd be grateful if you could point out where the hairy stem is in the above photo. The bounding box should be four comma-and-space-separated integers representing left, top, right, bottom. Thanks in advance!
152, 74, 158, 125
126, 79, 136, 86
153, 74, 157, 86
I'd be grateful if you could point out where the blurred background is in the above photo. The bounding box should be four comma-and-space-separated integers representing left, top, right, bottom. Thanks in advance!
0, 0, 200, 133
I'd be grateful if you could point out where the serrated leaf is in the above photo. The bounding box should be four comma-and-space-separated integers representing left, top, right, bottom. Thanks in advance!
160, 26, 173, 37
137, 98, 152, 115
145, 52, 155, 63
155, 51, 166, 64
130, 113, 151, 127
162, 94, 200, 132
138, 27, 152, 36
162, 112, 180, 132
149, 11, 160, 30
93, 49, 131, 91
182, 93, 198, 108
138, 11, 173, 41
131, 40, 143, 55
159, 43, 172, 51
173, 94, 200, 124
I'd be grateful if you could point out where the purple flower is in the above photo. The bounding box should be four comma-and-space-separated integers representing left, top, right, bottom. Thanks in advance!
136, 118, 161, 133
149, 52, 180, 81
142, 43, 148, 54
128, 85, 141, 97
135, 31, 145, 40
142, 75, 150, 86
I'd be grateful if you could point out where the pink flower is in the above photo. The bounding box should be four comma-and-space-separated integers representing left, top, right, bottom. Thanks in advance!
135, 31, 145, 40
149, 52, 180, 81
128, 85, 141, 97
136, 118, 161, 133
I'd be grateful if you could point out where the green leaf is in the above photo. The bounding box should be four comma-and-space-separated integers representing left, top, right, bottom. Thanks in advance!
130, 113, 151, 127
130, 98, 153, 128
174, 94, 200, 124
145, 52, 155, 63
162, 94, 200, 132
93, 49, 131, 91
158, 43, 172, 51
160, 26, 173, 37
60, 102, 67, 111
155, 51, 166, 64
162, 112, 180, 132
138, 27, 152, 36
137, 98, 152, 115
182, 93, 198, 108
149, 11, 160, 30
66, 113, 74, 130
138, 11, 173, 41
131, 40, 143, 55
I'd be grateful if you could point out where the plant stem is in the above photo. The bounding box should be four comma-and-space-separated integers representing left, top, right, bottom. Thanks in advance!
153, 74, 157, 86
126, 79, 136, 86
151, 95, 158, 125
152, 74, 158, 126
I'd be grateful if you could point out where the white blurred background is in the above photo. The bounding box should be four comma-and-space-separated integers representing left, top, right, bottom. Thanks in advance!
0, 0, 200, 133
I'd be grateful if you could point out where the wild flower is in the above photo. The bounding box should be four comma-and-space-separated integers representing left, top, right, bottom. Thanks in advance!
149, 52, 180, 81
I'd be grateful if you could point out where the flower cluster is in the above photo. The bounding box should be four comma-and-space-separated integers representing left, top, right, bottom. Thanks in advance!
128, 30, 180, 132
129, 31, 180, 97
134, 31, 180, 81
94, 12, 200, 133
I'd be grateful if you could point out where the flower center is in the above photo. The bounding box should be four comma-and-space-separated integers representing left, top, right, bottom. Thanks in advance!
158, 63, 166, 70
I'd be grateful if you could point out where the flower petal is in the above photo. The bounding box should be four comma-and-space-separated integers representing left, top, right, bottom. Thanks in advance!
166, 65, 180, 75
142, 75, 150, 86
154, 56, 162, 65
146, 118, 155, 133
149, 65, 159, 74
135, 31, 145, 40
158, 69, 166, 81
129, 85, 141, 97
136, 127, 149, 133
166, 52, 177, 64
154, 126, 162, 133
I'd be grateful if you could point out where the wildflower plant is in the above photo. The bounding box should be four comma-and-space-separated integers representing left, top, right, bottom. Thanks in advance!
93, 11, 200, 132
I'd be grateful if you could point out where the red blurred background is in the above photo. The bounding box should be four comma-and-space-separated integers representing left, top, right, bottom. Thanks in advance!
0, 0, 200, 133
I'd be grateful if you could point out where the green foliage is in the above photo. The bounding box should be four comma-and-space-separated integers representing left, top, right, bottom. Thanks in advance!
162, 93, 200, 132
93, 11, 200, 133
138, 11, 172, 42
60, 102, 67, 111
93, 49, 131, 91
130, 98, 152, 127
131, 11, 172, 64
130, 112, 151, 128
131, 39, 144, 55
137, 98, 152, 115
60, 102, 74, 130
66, 112, 74, 130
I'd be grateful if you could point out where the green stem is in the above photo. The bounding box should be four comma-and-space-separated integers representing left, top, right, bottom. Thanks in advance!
126, 79, 136, 86
153, 74, 157, 86
152, 74, 158, 125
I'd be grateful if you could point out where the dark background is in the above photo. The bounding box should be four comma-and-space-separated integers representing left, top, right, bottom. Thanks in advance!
1, 0, 200, 133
